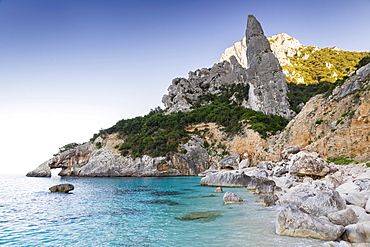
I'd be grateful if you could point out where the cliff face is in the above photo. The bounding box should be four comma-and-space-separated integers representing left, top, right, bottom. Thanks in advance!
268, 63, 370, 162
244, 15, 295, 119
27, 134, 211, 177
220, 33, 303, 79
163, 15, 294, 120
162, 56, 247, 114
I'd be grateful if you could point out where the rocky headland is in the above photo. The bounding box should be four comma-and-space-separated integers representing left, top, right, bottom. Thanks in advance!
26, 14, 370, 245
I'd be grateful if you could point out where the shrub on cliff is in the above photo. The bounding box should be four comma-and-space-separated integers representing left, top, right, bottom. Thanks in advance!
284, 47, 368, 85
98, 100, 288, 158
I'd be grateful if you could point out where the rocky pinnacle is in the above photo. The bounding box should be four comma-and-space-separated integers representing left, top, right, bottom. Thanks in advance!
245, 15, 295, 119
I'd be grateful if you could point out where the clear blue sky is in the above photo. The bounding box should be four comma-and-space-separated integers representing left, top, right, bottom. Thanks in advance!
1, 0, 369, 174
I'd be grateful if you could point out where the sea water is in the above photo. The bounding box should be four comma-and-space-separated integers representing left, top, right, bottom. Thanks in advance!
0, 175, 326, 246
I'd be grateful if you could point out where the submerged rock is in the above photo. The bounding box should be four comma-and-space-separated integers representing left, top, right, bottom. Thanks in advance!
139, 200, 179, 206
223, 191, 244, 204
49, 184, 74, 193
175, 210, 221, 222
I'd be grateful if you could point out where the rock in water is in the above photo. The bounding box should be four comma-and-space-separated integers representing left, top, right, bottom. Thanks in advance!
49, 184, 74, 193
214, 187, 223, 193
26, 161, 51, 177
223, 191, 243, 204
245, 15, 295, 119
200, 170, 251, 187
175, 211, 221, 222
276, 205, 345, 241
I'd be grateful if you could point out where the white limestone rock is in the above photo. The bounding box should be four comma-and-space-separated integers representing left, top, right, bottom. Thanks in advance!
223, 191, 244, 204
327, 208, 359, 226
279, 182, 346, 217
245, 15, 295, 120
288, 151, 330, 177
343, 222, 370, 243
200, 170, 251, 187
276, 205, 345, 241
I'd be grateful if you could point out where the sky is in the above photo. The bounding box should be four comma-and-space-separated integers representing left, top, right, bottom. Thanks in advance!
1, 0, 369, 175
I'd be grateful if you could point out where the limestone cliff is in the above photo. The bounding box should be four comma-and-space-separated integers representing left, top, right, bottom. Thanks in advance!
163, 15, 295, 120
244, 15, 295, 119
162, 56, 248, 114
220, 33, 303, 69
268, 63, 370, 162
27, 134, 211, 177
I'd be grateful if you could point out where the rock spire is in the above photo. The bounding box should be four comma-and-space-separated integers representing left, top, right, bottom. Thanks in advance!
245, 15, 295, 119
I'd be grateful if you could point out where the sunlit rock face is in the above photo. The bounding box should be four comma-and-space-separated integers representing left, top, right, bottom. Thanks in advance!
163, 15, 295, 120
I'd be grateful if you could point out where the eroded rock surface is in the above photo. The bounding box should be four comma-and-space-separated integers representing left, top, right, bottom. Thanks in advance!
223, 191, 244, 204
276, 205, 345, 241
49, 184, 74, 193
245, 15, 295, 120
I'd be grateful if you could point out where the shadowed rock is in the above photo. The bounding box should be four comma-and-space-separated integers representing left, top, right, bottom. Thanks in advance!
327, 208, 358, 226
49, 184, 74, 193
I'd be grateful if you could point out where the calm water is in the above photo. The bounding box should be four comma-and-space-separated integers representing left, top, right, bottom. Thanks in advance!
0, 175, 325, 246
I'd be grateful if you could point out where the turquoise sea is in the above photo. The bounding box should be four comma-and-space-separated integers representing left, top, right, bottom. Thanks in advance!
0, 174, 325, 246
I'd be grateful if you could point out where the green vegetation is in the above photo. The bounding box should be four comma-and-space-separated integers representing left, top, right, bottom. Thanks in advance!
283, 47, 369, 85
327, 157, 357, 165
356, 55, 370, 69
341, 110, 356, 118
315, 119, 323, 125
194, 83, 249, 107
287, 78, 346, 113
97, 96, 288, 158
53, 142, 81, 156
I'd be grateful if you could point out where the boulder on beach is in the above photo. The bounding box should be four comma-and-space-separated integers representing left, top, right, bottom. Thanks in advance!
49, 184, 74, 193
258, 194, 278, 207
279, 182, 346, 217
218, 155, 240, 170
289, 151, 330, 177
343, 222, 370, 243
327, 208, 359, 226
280, 146, 301, 160
247, 177, 276, 194
276, 205, 345, 241
200, 170, 251, 187
223, 191, 243, 204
